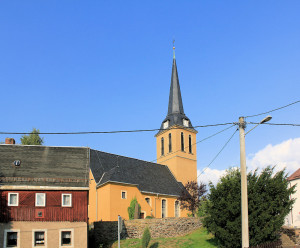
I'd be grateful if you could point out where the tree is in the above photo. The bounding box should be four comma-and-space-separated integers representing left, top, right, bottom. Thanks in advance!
127, 197, 141, 220
141, 227, 151, 248
203, 167, 295, 248
20, 128, 44, 145
178, 180, 207, 217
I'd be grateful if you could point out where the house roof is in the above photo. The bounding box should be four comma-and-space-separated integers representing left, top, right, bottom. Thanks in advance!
0, 145, 89, 188
288, 168, 300, 181
90, 149, 184, 196
157, 50, 195, 135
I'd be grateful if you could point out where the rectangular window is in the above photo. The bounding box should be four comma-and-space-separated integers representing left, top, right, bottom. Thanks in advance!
4, 229, 20, 248
7, 232, 18, 247
35, 193, 46, 207
61, 231, 71, 246
34, 231, 45, 246
62, 194, 72, 207
8, 193, 19, 206
121, 191, 127, 199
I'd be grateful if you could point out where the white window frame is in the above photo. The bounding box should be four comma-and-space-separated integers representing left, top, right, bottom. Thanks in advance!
59, 229, 74, 248
61, 194, 72, 207
3, 229, 20, 248
32, 229, 47, 248
8, 193, 19, 206
35, 193, 46, 207
121, 191, 127, 199
145, 197, 151, 206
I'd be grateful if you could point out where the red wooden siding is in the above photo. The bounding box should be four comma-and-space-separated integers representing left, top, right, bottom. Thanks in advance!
0, 190, 88, 222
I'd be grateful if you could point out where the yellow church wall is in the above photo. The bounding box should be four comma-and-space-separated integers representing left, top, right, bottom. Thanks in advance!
89, 182, 189, 222
88, 170, 97, 223
156, 126, 197, 185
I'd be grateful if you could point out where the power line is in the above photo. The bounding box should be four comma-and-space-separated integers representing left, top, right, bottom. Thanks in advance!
197, 128, 238, 180
247, 122, 300, 127
0, 123, 234, 135
245, 100, 300, 118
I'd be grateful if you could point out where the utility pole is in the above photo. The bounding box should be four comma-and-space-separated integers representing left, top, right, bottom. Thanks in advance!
239, 116, 249, 248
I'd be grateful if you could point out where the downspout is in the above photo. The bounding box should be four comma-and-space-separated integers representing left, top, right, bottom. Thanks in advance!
96, 188, 98, 221
155, 193, 159, 218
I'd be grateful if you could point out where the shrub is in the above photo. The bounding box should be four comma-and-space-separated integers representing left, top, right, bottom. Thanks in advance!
141, 227, 151, 248
127, 197, 141, 220
145, 215, 154, 219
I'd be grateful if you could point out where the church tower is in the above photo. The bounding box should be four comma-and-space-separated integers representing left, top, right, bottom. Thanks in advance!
155, 45, 197, 185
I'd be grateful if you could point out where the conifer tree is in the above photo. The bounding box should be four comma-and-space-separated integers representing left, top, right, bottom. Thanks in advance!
20, 128, 44, 145
203, 167, 295, 248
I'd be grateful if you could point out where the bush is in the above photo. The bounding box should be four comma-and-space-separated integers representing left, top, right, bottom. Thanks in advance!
141, 227, 151, 248
127, 197, 141, 220
203, 167, 295, 248
145, 215, 154, 219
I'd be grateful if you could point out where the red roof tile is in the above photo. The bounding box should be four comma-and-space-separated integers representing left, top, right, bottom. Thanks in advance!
288, 168, 300, 181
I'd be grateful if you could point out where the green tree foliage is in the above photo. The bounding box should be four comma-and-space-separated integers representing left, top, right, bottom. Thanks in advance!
127, 197, 141, 220
178, 180, 207, 217
203, 167, 295, 248
20, 128, 44, 145
141, 227, 151, 248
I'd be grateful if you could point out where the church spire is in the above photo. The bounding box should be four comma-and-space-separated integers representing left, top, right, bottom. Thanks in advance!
168, 41, 185, 116
156, 45, 196, 134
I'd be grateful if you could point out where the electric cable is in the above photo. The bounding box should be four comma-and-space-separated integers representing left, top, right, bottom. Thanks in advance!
197, 128, 238, 180
0, 123, 234, 135
245, 100, 300, 118
247, 122, 300, 127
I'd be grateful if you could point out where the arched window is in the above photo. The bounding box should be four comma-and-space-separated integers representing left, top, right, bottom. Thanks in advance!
175, 200, 180, 217
162, 199, 167, 218
169, 133, 172, 153
189, 135, 192, 153
181, 132, 184, 151
145, 197, 150, 205
161, 137, 164, 156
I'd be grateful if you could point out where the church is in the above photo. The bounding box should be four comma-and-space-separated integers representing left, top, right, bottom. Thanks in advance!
88, 46, 198, 221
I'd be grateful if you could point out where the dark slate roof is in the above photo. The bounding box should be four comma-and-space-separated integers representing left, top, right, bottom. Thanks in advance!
157, 56, 195, 135
0, 145, 89, 188
90, 149, 184, 196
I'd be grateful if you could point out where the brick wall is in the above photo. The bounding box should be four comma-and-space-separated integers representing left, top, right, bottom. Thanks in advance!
281, 226, 300, 245
92, 217, 202, 246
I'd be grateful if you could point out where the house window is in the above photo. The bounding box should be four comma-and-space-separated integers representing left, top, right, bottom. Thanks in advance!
60, 230, 72, 246
145, 197, 150, 206
4, 230, 20, 248
33, 231, 46, 246
181, 132, 184, 151
8, 193, 19, 206
161, 137, 164, 156
175, 201, 180, 217
189, 135, 192, 154
162, 199, 167, 218
35, 193, 46, 207
62, 194, 72, 207
121, 191, 127, 199
168, 133, 172, 152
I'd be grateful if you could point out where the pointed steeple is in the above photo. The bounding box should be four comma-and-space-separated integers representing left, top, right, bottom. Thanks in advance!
157, 44, 196, 134
168, 44, 185, 115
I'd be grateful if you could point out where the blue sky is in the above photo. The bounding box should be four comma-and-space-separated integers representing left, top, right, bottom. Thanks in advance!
1, 1, 299, 181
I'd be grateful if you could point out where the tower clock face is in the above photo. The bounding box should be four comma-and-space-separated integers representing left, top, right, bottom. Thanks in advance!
183, 119, 189, 127
163, 120, 169, 129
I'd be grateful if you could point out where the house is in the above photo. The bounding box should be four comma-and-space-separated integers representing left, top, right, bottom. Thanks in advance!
0, 142, 89, 248
285, 168, 300, 228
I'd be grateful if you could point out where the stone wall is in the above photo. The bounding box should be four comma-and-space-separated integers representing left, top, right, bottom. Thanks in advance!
281, 226, 300, 245
92, 217, 202, 246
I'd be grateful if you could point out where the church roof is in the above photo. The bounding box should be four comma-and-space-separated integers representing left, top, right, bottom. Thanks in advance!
0, 144, 89, 188
90, 149, 184, 196
288, 168, 300, 181
157, 47, 196, 135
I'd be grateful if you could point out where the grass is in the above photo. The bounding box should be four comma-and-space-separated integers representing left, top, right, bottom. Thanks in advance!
111, 228, 218, 248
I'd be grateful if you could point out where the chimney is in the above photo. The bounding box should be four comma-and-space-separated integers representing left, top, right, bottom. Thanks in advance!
5, 138, 15, 144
